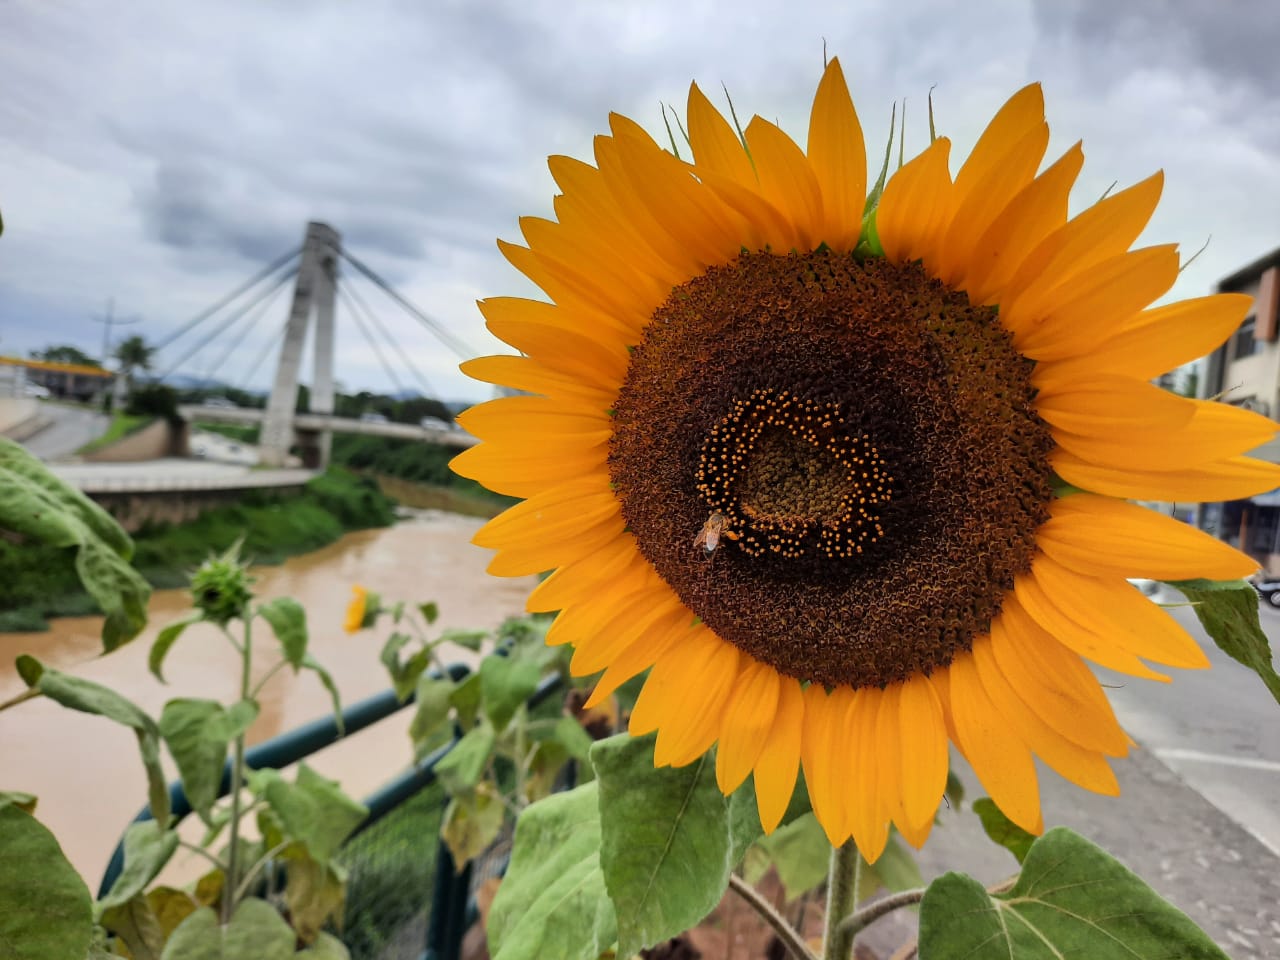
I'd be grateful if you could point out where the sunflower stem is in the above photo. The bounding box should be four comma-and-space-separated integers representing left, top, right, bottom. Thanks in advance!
835, 888, 927, 940
727, 874, 817, 960
822, 839, 860, 960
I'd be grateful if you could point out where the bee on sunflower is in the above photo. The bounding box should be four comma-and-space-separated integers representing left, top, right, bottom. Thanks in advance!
451, 58, 1280, 862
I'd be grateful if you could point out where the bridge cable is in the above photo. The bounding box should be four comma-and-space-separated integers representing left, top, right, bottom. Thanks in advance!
153, 246, 302, 352
237, 315, 292, 392
338, 276, 437, 398
200, 266, 295, 385
337, 248, 477, 360
336, 282, 407, 395
157, 262, 299, 382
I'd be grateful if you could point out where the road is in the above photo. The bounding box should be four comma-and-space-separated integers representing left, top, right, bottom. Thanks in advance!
19, 402, 108, 460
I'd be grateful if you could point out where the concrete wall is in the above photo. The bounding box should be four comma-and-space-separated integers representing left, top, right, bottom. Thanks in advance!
0, 397, 40, 437
83, 419, 190, 462
90, 483, 308, 533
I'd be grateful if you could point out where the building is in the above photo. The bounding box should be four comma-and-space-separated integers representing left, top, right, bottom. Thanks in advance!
1199, 247, 1280, 571
0, 356, 114, 402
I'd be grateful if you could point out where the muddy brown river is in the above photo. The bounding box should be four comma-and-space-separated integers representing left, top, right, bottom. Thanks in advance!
0, 512, 538, 885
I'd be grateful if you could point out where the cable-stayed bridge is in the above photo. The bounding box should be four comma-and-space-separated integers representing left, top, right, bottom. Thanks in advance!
152, 221, 476, 468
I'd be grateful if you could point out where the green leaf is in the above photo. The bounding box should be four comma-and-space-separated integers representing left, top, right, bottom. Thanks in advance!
419, 601, 440, 625
280, 846, 346, 944
480, 654, 541, 733
751, 812, 830, 901
727, 770, 811, 866
257, 597, 309, 670
919, 827, 1230, 959
439, 627, 487, 652
252, 764, 368, 865
435, 721, 496, 796
0, 440, 154, 651
98, 821, 179, 911
146, 885, 201, 941
863, 833, 924, 896
441, 784, 505, 869
944, 768, 966, 811
972, 797, 1035, 865
298, 931, 351, 959
1170, 578, 1280, 704
409, 674, 456, 757
393, 648, 432, 702
487, 783, 616, 960
549, 715, 593, 762
449, 672, 482, 725
301, 653, 343, 732
160, 898, 295, 960
100, 894, 165, 960
18, 658, 169, 824
159, 699, 249, 824
591, 733, 731, 957
149, 614, 202, 682
0, 805, 94, 960
0, 790, 37, 814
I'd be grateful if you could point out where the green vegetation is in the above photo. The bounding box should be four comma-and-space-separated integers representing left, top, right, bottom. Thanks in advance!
331, 434, 514, 511
192, 421, 260, 444
76, 412, 152, 454
0, 468, 394, 631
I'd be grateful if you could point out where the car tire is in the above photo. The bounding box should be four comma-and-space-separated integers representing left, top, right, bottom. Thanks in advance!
1266, 590, 1280, 610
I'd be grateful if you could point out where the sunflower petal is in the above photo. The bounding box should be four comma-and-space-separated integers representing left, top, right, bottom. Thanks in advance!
688, 82, 756, 189
848, 687, 890, 862
877, 137, 953, 264
745, 116, 824, 250
753, 678, 805, 833
715, 658, 781, 794
1052, 450, 1280, 503
807, 57, 867, 252
897, 675, 949, 830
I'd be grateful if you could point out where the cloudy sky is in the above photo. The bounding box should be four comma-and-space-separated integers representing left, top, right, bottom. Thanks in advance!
1, 0, 1277, 403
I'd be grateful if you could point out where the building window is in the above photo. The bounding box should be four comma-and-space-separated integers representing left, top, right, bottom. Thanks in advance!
1233, 316, 1259, 359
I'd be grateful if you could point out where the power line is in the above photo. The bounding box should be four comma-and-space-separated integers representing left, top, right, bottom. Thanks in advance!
200, 270, 293, 385
339, 275, 436, 398
337, 248, 476, 360
337, 282, 406, 395
154, 246, 302, 352
157, 262, 298, 382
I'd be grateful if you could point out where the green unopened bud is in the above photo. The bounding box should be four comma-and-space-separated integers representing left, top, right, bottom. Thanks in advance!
190, 543, 254, 626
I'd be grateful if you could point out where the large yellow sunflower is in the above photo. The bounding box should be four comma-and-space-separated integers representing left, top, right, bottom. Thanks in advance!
452, 59, 1280, 860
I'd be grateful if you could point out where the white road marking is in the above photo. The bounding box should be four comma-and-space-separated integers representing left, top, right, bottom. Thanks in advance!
1156, 747, 1280, 774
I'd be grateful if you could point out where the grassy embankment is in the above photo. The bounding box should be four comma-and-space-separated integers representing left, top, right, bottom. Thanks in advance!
77, 412, 153, 454
0, 468, 395, 632
194, 423, 516, 518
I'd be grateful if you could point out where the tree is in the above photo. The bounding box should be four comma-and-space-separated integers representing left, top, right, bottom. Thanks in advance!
31, 344, 101, 367
113, 335, 155, 379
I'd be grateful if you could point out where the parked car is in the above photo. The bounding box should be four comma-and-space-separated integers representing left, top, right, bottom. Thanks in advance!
359, 412, 389, 424
1251, 575, 1280, 609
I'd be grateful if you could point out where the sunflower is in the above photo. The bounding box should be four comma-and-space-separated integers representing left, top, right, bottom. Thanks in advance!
343, 584, 369, 635
452, 59, 1280, 860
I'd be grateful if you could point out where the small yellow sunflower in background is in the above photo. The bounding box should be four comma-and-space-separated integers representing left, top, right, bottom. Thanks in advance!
452, 58, 1280, 860
343, 584, 369, 635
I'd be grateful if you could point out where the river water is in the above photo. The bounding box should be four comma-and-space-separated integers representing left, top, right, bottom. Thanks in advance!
0, 511, 539, 885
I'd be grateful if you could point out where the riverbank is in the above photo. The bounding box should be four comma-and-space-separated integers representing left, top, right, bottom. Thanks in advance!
0, 467, 396, 631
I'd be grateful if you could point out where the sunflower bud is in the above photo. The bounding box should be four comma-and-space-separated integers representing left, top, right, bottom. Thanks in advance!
189, 546, 254, 626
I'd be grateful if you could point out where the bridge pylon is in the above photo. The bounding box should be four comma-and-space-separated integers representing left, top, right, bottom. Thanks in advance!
260, 222, 340, 468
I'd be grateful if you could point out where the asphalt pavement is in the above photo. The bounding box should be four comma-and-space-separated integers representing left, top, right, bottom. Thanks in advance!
19, 402, 108, 460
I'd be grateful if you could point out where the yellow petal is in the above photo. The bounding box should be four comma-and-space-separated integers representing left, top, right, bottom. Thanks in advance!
896, 675, 949, 830
951, 84, 1045, 209
450, 440, 608, 498
1041, 494, 1262, 581
989, 608, 1129, 755
848, 687, 890, 862
1034, 373, 1194, 439
963, 142, 1084, 304
972, 636, 1119, 796
715, 658, 781, 794
687, 82, 756, 190
801, 684, 852, 845
806, 57, 867, 252
949, 651, 1044, 834
647, 631, 741, 767
877, 137, 953, 264
753, 678, 805, 833
526, 534, 646, 612
459, 355, 615, 406
745, 116, 824, 251
583, 615, 688, 709
1053, 451, 1280, 502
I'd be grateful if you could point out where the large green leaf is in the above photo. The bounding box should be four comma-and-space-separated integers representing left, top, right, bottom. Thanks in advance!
409, 674, 456, 758
158, 698, 257, 825
18, 657, 169, 824
160, 898, 295, 960
591, 733, 731, 958
251, 764, 367, 865
480, 654, 541, 733
727, 769, 812, 866
0, 805, 94, 960
919, 827, 1229, 959
257, 597, 309, 671
280, 846, 346, 944
972, 797, 1036, 865
298, 932, 351, 959
100, 893, 165, 960
434, 721, 496, 797
0, 437, 149, 651
1170, 578, 1280, 704
487, 783, 616, 960
745, 812, 830, 901
97, 820, 180, 911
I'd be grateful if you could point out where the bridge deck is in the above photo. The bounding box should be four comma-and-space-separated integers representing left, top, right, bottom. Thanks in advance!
50, 460, 318, 494
179, 406, 477, 449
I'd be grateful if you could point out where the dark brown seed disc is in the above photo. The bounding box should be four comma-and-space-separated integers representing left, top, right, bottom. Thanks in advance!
607, 250, 1055, 689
